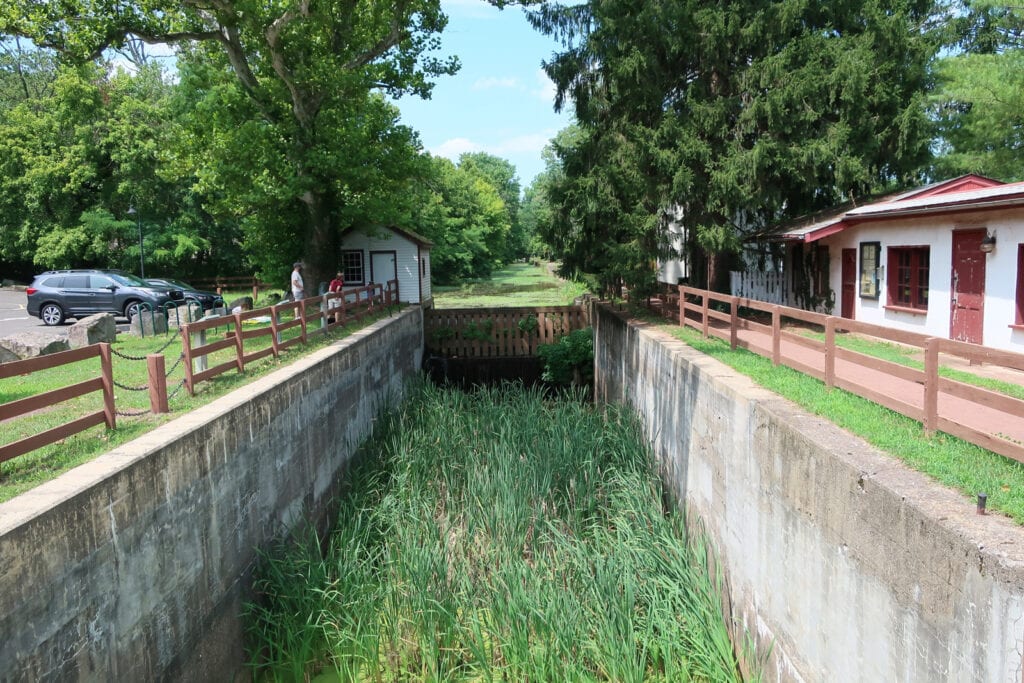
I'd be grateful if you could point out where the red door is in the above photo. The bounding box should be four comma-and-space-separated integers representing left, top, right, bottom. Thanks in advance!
950, 229, 986, 344
841, 248, 856, 319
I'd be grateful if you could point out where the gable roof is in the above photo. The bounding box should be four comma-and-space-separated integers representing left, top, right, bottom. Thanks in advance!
340, 224, 434, 248
758, 174, 1014, 244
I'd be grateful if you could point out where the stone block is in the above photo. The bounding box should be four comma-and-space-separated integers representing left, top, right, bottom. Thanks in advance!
67, 313, 116, 348
228, 296, 253, 312
0, 331, 70, 361
128, 312, 169, 336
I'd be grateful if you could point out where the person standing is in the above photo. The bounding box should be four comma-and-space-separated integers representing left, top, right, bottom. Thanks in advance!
327, 270, 344, 321
291, 262, 305, 300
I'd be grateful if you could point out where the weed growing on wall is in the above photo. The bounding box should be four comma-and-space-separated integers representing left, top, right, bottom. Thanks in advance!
245, 380, 756, 681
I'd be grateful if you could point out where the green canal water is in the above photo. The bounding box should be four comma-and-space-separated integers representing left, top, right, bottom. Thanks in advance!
245, 381, 756, 682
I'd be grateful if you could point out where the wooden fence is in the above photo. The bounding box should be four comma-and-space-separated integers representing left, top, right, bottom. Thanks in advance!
641, 285, 1024, 464
181, 281, 395, 395
424, 305, 588, 358
191, 275, 275, 302
0, 344, 115, 463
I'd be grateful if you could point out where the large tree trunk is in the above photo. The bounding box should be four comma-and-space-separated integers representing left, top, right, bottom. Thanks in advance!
302, 190, 338, 298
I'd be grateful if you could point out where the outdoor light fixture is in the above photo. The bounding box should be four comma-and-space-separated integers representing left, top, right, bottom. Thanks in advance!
980, 232, 996, 254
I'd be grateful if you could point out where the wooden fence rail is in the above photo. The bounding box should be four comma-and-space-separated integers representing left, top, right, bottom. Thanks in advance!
180, 281, 394, 395
640, 285, 1024, 464
190, 275, 275, 302
0, 344, 115, 463
424, 305, 588, 358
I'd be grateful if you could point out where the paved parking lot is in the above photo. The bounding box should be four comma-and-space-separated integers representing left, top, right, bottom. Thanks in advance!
0, 288, 53, 336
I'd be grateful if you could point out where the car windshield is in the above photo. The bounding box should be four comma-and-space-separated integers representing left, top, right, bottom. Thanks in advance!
112, 272, 151, 287
165, 279, 196, 290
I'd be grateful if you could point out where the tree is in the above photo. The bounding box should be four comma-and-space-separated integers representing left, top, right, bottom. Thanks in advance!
1, 0, 531, 289
528, 0, 939, 292
458, 152, 524, 260
413, 156, 512, 283
931, 2, 1024, 180
0, 53, 239, 279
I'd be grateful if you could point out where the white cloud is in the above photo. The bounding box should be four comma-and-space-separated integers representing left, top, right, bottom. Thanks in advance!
533, 68, 557, 103
472, 76, 521, 91
432, 130, 556, 161
433, 137, 483, 160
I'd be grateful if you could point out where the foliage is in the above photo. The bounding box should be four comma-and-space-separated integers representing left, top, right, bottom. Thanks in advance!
413, 155, 513, 284
0, 0, 528, 289
245, 381, 752, 681
0, 49, 243, 280
527, 0, 940, 293
538, 327, 593, 386
931, 2, 1024, 180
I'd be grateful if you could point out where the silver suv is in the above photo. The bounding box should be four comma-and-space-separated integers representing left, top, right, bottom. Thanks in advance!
26, 269, 184, 325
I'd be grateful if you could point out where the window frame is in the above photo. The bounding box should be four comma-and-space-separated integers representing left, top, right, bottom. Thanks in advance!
886, 245, 930, 312
1016, 244, 1024, 326
342, 250, 364, 285
859, 242, 880, 299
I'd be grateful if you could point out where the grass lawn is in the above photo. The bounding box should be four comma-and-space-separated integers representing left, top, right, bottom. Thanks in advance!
647, 314, 1024, 524
0, 307, 395, 503
433, 262, 588, 308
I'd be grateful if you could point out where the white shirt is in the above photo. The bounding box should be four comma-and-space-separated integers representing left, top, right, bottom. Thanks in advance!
291, 269, 304, 298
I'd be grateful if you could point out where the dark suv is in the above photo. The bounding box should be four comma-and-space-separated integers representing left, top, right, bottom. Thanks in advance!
26, 269, 184, 326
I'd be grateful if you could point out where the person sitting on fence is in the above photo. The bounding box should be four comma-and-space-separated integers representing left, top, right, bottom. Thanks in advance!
290, 262, 305, 301
328, 271, 344, 321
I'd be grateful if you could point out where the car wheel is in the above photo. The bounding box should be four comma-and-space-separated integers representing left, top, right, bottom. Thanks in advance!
40, 303, 65, 326
124, 300, 142, 320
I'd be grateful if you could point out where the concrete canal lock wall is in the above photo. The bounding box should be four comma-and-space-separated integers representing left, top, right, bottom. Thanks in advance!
592, 302, 1024, 682
0, 308, 423, 681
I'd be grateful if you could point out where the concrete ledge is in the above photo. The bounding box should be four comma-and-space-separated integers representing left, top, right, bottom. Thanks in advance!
0, 308, 424, 681
593, 304, 1024, 682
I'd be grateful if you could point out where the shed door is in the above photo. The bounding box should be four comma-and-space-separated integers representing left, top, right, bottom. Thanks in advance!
370, 251, 397, 285
841, 248, 856, 319
950, 229, 986, 344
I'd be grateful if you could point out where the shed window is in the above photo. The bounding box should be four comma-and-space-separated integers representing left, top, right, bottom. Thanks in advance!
342, 251, 364, 284
887, 246, 929, 310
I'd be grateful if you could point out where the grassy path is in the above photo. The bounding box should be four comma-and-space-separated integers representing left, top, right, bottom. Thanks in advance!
246, 381, 754, 682
433, 262, 587, 308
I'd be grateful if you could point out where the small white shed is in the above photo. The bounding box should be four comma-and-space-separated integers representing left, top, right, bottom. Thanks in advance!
338, 225, 433, 305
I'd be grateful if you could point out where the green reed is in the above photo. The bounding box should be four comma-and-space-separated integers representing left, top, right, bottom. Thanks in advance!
245, 379, 756, 682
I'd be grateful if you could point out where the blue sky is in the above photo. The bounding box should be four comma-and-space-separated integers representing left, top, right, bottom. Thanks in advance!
395, 0, 575, 187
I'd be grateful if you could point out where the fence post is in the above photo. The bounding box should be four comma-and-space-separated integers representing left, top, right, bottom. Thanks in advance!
924, 337, 939, 434
730, 296, 738, 349
299, 299, 308, 344
678, 285, 684, 326
147, 354, 169, 414
180, 325, 195, 396
702, 290, 710, 339
825, 317, 836, 388
771, 305, 781, 366
271, 303, 282, 357
233, 313, 245, 373
98, 343, 116, 428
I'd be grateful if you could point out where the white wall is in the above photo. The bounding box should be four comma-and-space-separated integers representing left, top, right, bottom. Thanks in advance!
819, 207, 1024, 351
340, 229, 428, 304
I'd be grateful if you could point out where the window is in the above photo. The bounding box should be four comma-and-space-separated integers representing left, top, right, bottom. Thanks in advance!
342, 250, 364, 284
1016, 244, 1024, 325
887, 246, 930, 310
859, 242, 880, 298
90, 275, 115, 289
63, 275, 89, 288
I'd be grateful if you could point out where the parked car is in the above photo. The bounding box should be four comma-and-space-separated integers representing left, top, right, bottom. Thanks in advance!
145, 278, 222, 311
26, 269, 184, 326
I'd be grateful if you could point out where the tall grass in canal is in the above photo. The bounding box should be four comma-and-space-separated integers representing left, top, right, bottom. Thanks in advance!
245, 381, 753, 682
